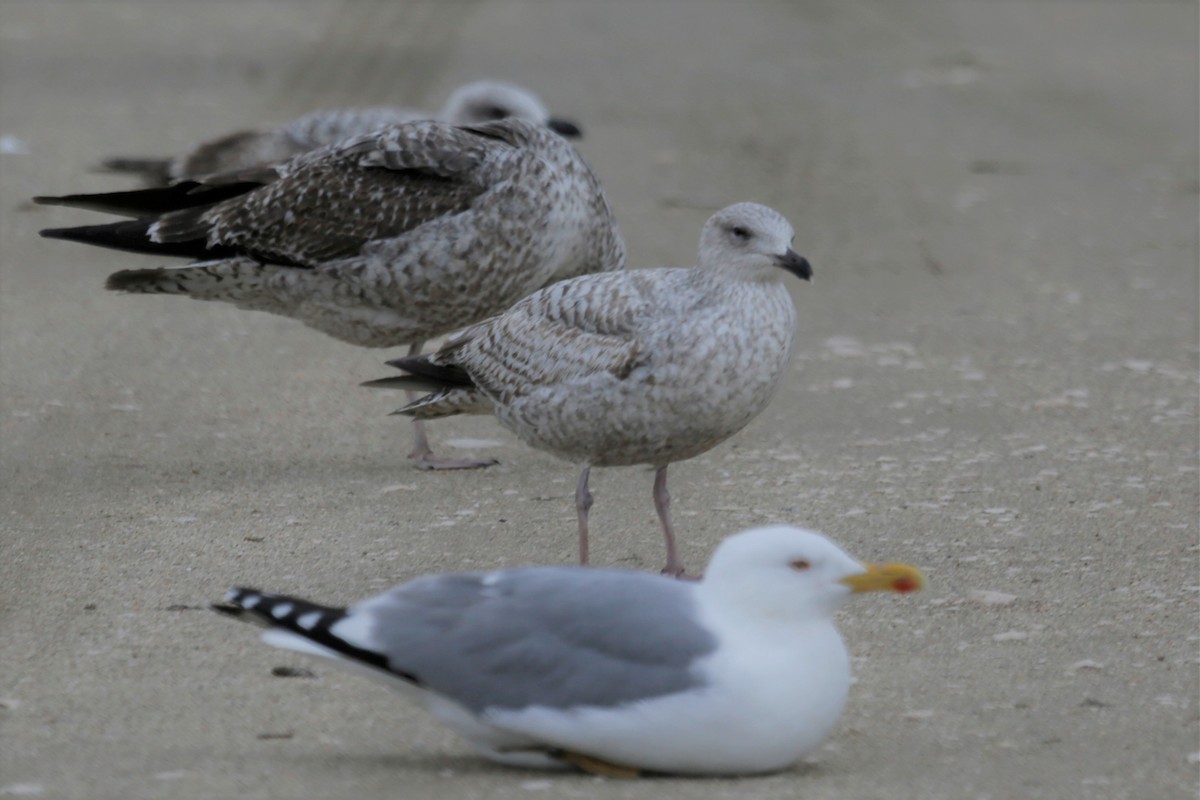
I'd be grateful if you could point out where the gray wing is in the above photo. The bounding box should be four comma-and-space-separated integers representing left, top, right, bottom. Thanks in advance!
150, 120, 510, 266
343, 567, 717, 713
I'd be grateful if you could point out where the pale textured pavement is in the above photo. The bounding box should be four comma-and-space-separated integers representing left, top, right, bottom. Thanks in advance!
1, 2, 1197, 799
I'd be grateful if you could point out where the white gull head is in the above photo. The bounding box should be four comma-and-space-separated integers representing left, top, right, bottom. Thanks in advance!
700, 525, 921, 622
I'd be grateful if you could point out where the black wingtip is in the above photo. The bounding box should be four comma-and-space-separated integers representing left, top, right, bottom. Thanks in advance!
381, 355, 474, 388
32, 181, 260, 218
40, 217, 236, 261
211, 587, 275, 628
39, 218, 155, 255
361, 376, 412, 389
40, 221, 145, 249
383, 356, 414, 370
212, 586, 256, 616
39, 225, 77, 241
214, 587, 397, 675
209, 601, 245, 618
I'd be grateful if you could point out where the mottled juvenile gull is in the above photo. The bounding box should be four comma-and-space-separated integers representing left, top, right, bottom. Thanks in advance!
100, 80, 582, 185
366, 203, 810, 569
212, 525, 924, 776
38, 118, 625, 469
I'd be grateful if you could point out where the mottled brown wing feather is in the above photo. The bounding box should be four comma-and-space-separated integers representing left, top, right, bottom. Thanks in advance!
153, 123, 500, 267
443, 272, 654, 400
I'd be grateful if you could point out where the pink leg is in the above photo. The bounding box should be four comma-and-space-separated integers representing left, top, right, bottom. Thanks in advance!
575, 465, 594, 565
404, 342, 497, 471
653, 465, 687, 577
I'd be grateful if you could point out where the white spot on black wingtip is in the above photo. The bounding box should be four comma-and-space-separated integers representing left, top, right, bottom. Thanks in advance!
296, 611, 322, 630
271, 602, 294, 619
241, 594, 261, 609
209, 601, 242, 617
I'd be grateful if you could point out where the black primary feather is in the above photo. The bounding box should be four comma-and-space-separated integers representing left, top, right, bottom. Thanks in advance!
383, 354, 474, 387
214, 588, 417, 681
39, 218, 239, 261
34, 181, 261, 218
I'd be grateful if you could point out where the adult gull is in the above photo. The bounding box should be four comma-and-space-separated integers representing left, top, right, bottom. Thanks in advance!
366, 203, 809, 567
37, 118, 625, 469
213, 525, 924, 776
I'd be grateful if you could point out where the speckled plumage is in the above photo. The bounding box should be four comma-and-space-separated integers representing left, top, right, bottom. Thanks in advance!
102, 81, 581, 184
422, 267, 797, 465
42, 117, 623, 470
110, 118, 625, 347
374, 203, 812, 571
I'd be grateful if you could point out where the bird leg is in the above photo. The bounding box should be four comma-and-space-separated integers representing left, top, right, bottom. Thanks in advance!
404, 341, 497, 471
559, 750, 642, 779
653, 466, 687, 577
575, 465, 594, 565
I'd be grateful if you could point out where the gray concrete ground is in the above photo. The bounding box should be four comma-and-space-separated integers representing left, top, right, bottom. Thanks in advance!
2, 2, 1197, 798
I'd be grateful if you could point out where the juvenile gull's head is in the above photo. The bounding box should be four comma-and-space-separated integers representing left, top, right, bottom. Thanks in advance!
440, 80, 582, 138
697, 202, 812, 282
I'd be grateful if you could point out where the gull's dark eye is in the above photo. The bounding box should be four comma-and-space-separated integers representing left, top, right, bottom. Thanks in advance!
790, 559, 812, 571
481, 104, 509, 120
731, 226, 751, 241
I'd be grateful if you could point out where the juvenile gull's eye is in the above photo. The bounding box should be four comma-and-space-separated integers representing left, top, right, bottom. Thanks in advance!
790, 559, 811, 571
731, 226, 751, 240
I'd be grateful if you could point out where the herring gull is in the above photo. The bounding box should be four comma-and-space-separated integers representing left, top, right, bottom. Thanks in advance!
212, 525, 924, 776
100, 80, 581, 185
366, 203, 809, 569
37, 118, 625, 469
